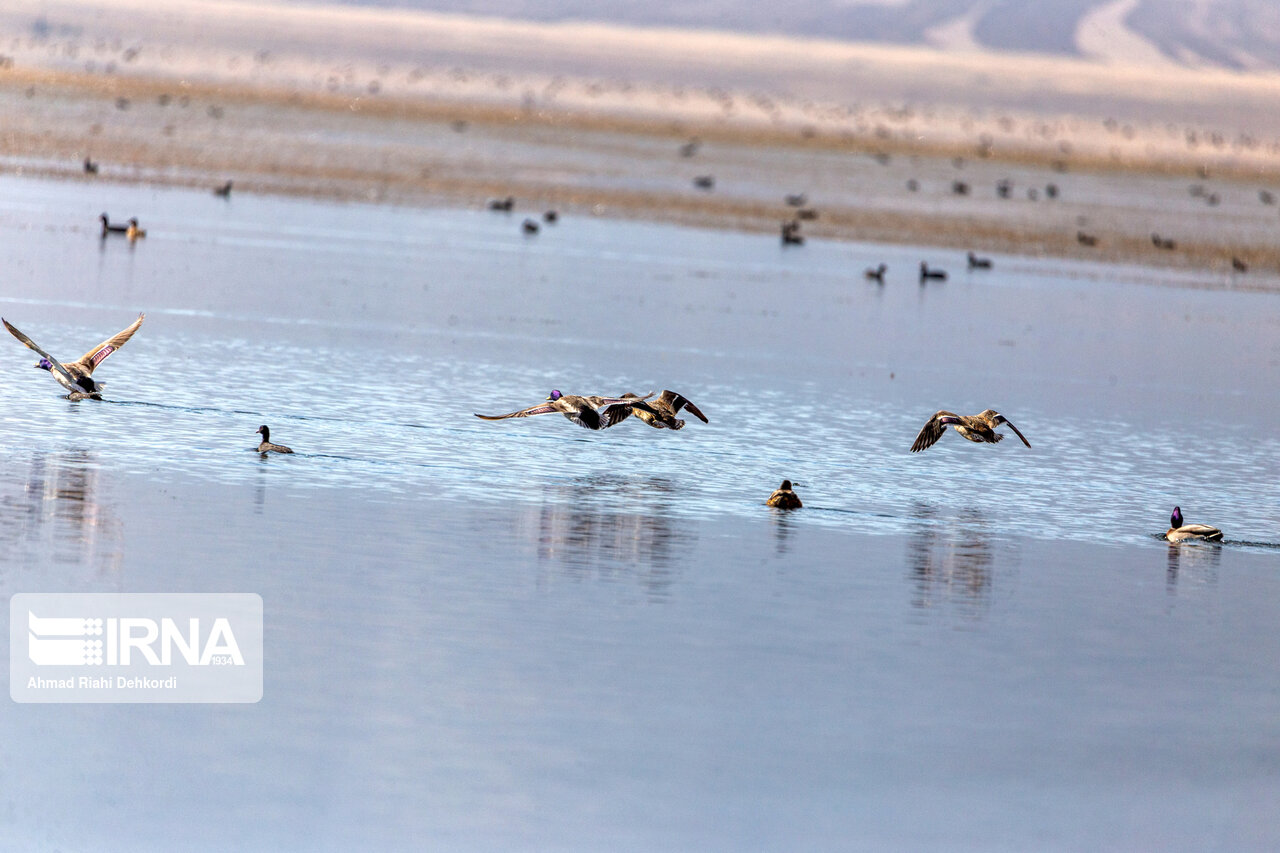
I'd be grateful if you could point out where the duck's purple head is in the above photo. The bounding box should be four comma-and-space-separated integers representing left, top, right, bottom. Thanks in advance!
1170, 506, 1183, 529
34, 358, 52, 371
547, 390, 562, 401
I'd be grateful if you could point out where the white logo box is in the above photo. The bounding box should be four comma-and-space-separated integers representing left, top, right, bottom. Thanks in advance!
11, 593, 262, 703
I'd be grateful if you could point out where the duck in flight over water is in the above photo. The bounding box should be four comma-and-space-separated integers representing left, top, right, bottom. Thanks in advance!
602, 390, 708, 430
3, 313, 145, 400
475, 390, 659, 430
910, 409, 1030, 452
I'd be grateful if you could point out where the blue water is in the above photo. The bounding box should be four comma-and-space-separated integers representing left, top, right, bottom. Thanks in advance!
1, 175, 1278, 850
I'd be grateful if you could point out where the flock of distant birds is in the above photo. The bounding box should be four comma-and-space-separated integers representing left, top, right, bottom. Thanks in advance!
24, 149, 1230, 541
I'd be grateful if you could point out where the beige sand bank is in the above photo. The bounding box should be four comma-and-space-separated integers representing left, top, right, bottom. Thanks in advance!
3, 0, 1280, 280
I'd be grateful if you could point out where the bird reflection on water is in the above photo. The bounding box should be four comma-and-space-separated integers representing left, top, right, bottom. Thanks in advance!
0, 451, 122, 580
1165, 540, 1221, 596
906, 503, 1005, 618
518, 475, 696, 600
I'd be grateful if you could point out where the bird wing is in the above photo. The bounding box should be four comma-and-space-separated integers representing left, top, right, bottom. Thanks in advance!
661, 390, 709, 423
601, 404, 637, 427
75, 313, 144, 373
1001, 417, 1032, 448
910, 411, 956, 453
580, 393, 653, 407
2, 318, 80, 388
474, 403, 559, 420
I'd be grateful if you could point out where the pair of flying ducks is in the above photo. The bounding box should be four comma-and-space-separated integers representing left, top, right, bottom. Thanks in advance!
476, 390, 708, 431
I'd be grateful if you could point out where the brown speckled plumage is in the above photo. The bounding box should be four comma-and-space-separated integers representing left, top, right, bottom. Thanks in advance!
911, 409, 1030, 453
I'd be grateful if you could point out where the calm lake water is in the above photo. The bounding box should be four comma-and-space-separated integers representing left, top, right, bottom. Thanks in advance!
1, 174, 1278, 850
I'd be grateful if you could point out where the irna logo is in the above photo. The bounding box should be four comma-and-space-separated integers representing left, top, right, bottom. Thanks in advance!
27, 611, 244, 667
11, 593, 263, 704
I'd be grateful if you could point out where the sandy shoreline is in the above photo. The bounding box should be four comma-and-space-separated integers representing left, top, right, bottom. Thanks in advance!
4, 1, 1280, 281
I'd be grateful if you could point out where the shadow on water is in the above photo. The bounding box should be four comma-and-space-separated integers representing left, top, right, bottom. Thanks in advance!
514, 474, 696, 600
1164, 540, 1222, 595
0, 451, 122, 582
905, 502, 1007, 619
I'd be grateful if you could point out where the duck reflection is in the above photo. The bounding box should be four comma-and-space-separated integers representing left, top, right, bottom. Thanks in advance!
520, 475, 696, 600
1165, 540, 1221, 595
0, 451, 122, 580
770, 508, 796, 556
906, 502, 999, 616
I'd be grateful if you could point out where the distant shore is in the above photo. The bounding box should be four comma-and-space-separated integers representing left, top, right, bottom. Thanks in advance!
4, 0, 1280, 282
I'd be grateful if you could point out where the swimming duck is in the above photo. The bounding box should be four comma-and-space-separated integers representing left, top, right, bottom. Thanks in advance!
602, 390, 708, 430
2, 313, 145, 400
99, 213, 129, 237
919, 262, 947, 282
214, 180, 233, 197
910, 409, 1030, 452
766, 480, 802, 509
522, 218, 540, 234
475, 390, 658, 431
1165, 506, 1222, 543
126, 219, 146, 241
488, 196, 514, 212
83, 157, 99, 174
256, 425, 294, 454
967, 251, 992, 270
1077, 231, 1098, 247
865, 263, 887, 282
781, 220, 804, 245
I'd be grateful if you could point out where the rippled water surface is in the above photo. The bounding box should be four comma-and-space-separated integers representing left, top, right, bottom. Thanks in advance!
1, 175, 1278, 850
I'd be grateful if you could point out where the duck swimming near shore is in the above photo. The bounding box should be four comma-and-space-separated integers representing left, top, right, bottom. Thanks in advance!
126, 218, 146, 241
1165, 506, 1222, 543
2, 313, 145, 400
967, 251, 993, 270
919, 262, 947, 282
256, 425, 294, 454
99, 213, 129, 237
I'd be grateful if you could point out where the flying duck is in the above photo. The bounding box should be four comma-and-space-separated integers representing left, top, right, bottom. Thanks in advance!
2, 313, 145, 400
256, 425, 294, 454
1165, 506, 1222, 543
475, 390, 658, 431
602, 390, 708, 430
766, 480, 802, 509
99, 213, 129, 237
910, 409, 1030, 452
